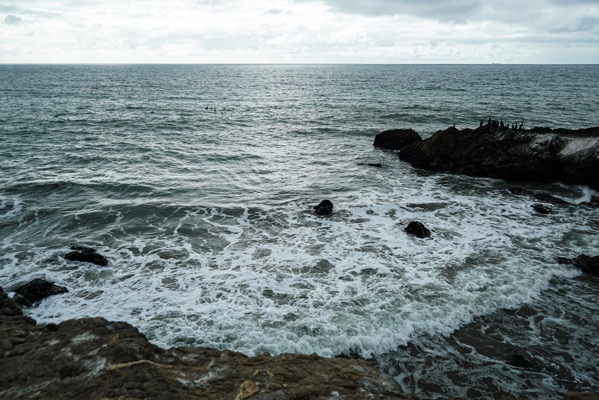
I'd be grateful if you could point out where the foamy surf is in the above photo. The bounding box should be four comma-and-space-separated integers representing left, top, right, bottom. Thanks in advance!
10, 172, 593, 362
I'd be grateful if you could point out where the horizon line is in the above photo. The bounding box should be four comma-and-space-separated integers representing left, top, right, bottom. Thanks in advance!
1, 62, 598, 66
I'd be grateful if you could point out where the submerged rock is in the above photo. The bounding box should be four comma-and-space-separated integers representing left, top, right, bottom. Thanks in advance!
532, 203, 552, 214
405, 221, 431, 238
13, 278, 68, 307
0, 287, 409, 400
509, 353, 537, 369
64, 246, 108, 267
509, 187, 569, 204
556, 254, 599, 276
572, 254, 599, 276
358, 162, 384, 168
313, 199, 334, 216
398, 125, 599, 190
374, 128, 422, 150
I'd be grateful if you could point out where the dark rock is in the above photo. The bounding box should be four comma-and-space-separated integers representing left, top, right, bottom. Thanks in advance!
532, 204, 552, 214
13, 278, 68, 307
510, 187, 574, 208
1, 287, 23, 317
556, 256, 573, 265
509, 354, 536, 369
405, 221, 431, 238
64, 248, 108, 266
572, 254, 599, 276
374, 129, 422, 150
556, 254, 599, 276
399, 125, 599, 190
0, 287, 409, 400
313, 199, 334, 216
358, 163, 383, 168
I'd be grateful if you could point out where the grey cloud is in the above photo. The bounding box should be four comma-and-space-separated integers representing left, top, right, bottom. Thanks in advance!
549, 16, 599, 33
0, 4, 61, 18
302, 0, 599, 29
4, 14, 21, 25
0, 5, 18, 13
298, 0, 482, 22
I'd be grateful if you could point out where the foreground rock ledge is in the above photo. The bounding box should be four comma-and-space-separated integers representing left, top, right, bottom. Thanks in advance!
0, 288, 408, 400
396, 125, 599, 190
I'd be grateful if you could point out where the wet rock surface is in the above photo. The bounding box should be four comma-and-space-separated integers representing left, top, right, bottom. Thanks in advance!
0, 288, 409, 400
398, 125, 599, 190
64, 246, 109, 266
404, 221, 431, 238
532, 203, 553, 214
557, 254, 599, 276
374, 129, 423, 150
313, 199, 334, 216
12, 278, 68, 307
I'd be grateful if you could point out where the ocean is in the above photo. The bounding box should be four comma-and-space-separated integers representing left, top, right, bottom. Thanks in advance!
0, 64, 598, 399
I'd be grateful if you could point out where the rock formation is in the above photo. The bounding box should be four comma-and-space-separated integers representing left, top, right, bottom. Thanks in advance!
374, 129, 422, 150
532, 204, 552, 214
404, 221, 431, 238
12, 278, 68, 307
64, 246, 109, 267
0, 287, 408, 400
397, 125, 599, 190
313, 199, 334, 216
558, 254, 599, 276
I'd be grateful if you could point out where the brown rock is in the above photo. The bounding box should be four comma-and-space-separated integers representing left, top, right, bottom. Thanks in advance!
0, 287, 408, 400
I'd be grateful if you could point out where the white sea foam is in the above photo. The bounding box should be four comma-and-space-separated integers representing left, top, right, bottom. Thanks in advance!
13, 167, 594, 363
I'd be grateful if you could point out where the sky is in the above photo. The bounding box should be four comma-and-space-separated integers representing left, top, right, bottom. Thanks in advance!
1, 0, 598, 63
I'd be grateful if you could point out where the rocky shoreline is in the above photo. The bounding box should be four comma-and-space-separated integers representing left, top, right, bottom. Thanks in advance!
375, 124, 599, 190
0, 287, 409, 400
3, 283, 598, 400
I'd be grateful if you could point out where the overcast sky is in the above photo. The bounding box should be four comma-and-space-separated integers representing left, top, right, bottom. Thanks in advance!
1, 0, 597, 63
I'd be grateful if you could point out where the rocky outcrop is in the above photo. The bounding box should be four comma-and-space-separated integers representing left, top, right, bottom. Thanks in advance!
12, 278, 68, 307
558, 254, 599, 276
0, 288, 408, 400
374, 129, 422, 150
532, 204, 552, 214
64, 246, 108, 267
398, 125, 599, 190
404, 221, 431, 238
313, 199, 334, 216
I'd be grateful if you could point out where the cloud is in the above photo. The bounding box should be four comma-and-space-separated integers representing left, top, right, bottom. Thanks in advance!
299, 0, 482, 22
0, 0, 597, 63
301, 0, 599, 29
4, 15, 21, 25
0, 4, 61, 18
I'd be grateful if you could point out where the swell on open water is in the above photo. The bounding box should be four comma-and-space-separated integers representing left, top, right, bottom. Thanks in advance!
1, 64, 598, 399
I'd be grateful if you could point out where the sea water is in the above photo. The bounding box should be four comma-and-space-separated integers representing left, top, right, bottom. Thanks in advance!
1, 64, 598, 399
